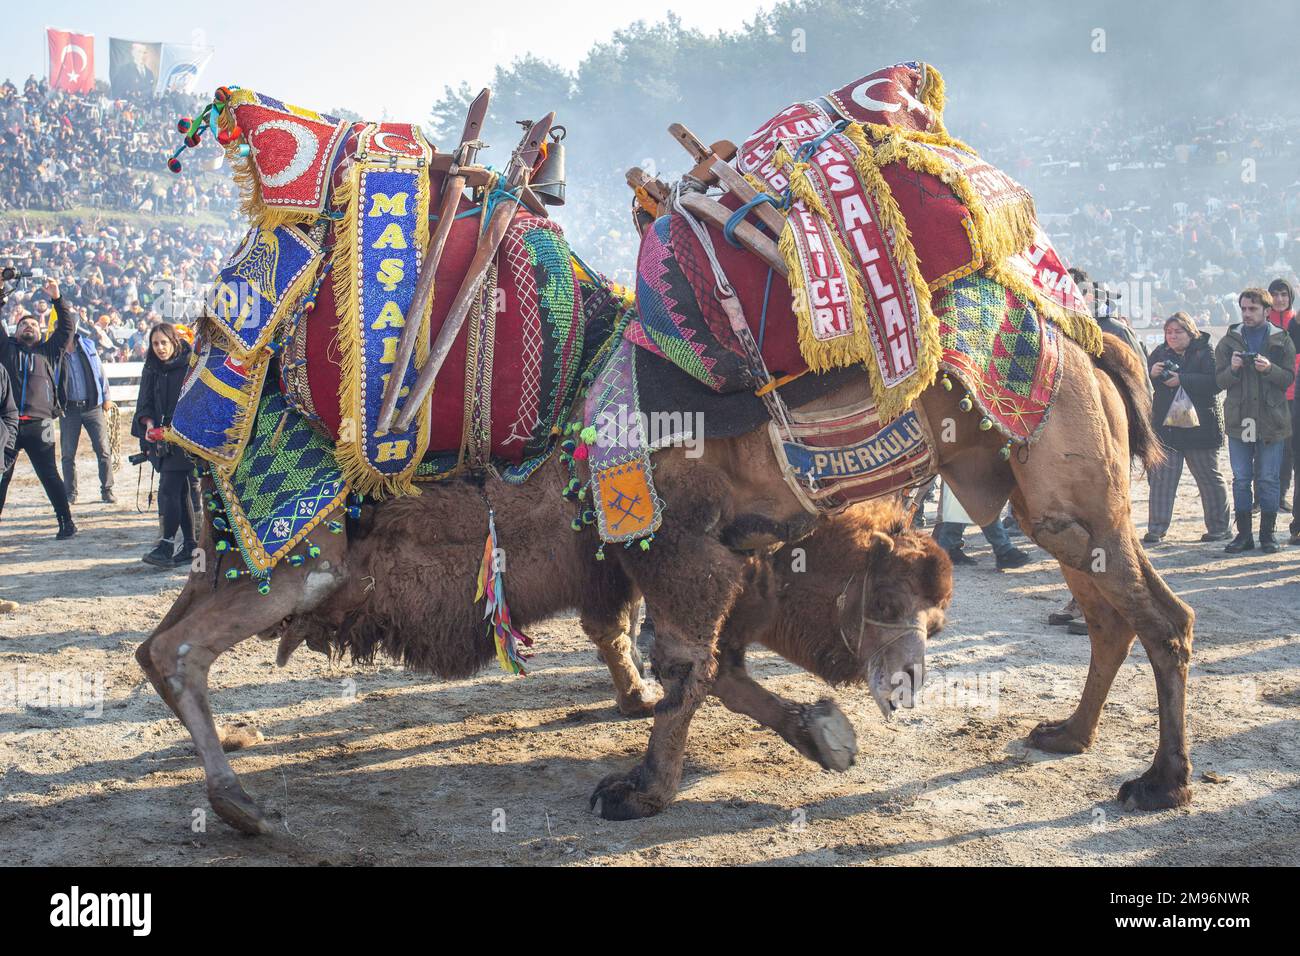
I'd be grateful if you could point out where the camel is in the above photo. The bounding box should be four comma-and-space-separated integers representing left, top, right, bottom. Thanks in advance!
586, 332, 1194, 820
135, 452, 941, 834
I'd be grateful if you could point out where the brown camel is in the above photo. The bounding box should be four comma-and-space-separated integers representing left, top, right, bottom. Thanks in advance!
589, 332, 1195, 820
135, 454, 940, 834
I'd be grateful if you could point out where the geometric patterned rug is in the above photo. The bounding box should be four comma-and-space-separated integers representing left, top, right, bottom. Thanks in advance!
212, 390, 350, 576
933, 272, 1063, 444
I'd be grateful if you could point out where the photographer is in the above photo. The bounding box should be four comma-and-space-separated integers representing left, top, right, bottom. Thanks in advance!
1215, 288, 1297, 554
1145, 312, 1230, 543
132, 322, 196, 568
0, 277, 77, 538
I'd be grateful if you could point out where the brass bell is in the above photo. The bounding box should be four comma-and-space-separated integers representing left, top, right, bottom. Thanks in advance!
532, 126, 566, 206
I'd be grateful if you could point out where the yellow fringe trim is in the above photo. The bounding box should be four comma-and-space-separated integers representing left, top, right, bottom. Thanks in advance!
328, 159, 433, 498
920, 63, 947, 131
850, 122, 1036, 273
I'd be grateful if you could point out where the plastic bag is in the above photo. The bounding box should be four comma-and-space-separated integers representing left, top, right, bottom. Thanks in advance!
1163, 386, 1200, 428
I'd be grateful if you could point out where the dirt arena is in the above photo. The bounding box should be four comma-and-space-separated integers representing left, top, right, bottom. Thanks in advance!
2, 436, 1298, 866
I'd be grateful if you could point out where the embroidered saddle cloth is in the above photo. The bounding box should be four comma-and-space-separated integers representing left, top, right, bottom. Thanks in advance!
631, 62, 1099, 425
168, 87, 593, 499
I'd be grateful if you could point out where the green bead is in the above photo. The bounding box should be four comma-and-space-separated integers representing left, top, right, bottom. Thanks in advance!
958, 395, 973, 412
999, 444, 1012, 461
979, 417, 993, 431
639, 539, 651, 551
257, 581, 271, 595
579, 425, 598, 445
308, 545, 321, 558
224, 569, 240, 580
595, 546, 605, 561
571, 518, 583, 532
215, 539, 229, 552
288, 554, 304, 566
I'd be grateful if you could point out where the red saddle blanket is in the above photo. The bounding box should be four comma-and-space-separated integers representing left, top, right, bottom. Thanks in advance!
298, 182, 585, 468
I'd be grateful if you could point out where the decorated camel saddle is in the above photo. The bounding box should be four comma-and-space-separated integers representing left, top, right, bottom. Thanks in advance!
164, 86, 627, 588
584, 61, 1101, 549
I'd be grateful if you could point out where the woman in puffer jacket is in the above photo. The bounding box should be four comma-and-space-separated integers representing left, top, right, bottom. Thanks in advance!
132, 322, 197, 568
1145, 311, 1231, 543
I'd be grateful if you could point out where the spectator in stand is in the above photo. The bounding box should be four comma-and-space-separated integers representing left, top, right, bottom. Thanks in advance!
1145, 312, 1230, 543
1216, 288, 1296, 554
1266, 278, 1296, 513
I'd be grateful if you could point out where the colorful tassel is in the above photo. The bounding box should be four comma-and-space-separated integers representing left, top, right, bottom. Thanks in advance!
476, 510, 533, 676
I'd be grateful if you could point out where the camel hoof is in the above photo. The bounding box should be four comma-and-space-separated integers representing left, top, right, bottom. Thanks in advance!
802, 699, 857, 772
617, 683, 662, 718
1118, 775, 1193, 811
589, 767, 665, 821
209, 782, 274, 835
1026, 719, 1091, 755
218, 721, 264, 752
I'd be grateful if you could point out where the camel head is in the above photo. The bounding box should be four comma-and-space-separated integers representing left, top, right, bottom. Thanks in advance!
752, 500, 952, 720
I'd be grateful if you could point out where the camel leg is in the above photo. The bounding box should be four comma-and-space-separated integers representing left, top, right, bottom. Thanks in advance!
1002, 452, 1193, 808
1024, 561, 1135, 753
591, 532, 747, 820
711, 640, 857, 772
584, 604, 661, 717
136, 556, 345, 834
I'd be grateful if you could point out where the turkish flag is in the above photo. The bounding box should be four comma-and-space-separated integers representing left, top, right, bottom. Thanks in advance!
47, 28, 95, 93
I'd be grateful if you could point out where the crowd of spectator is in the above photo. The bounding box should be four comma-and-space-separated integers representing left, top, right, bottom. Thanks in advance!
0, 75, 237, 214
982, 111, 1300, 342
0, 219, 240, 362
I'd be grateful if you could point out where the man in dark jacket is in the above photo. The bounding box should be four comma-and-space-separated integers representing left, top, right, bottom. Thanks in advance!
1215, 288, 1297, 553
60, 325, 115, 504
1145, 312, 1230, 543
0, 279, 78, 538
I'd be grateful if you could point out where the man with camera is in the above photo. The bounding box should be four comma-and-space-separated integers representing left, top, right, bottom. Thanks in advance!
0, 277, 78, 538
1215, 288, 1297, 554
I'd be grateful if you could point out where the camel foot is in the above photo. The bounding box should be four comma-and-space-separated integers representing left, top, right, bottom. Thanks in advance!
1118, 771, 1193, 811
800, 699, 857, 772
617, 683, 663, 718
589, 765, 666, 821
209, 781, 275, 835
218, 721, 264, 752
1026, 719, 1092, 755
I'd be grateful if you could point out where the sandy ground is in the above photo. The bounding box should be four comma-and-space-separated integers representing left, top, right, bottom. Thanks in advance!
1, 433, 1298, 867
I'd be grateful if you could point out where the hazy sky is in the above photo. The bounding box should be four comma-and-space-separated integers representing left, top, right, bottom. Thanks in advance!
15, 1, 776, 120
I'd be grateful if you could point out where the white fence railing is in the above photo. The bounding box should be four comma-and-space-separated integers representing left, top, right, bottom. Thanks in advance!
103, 362, 144, 405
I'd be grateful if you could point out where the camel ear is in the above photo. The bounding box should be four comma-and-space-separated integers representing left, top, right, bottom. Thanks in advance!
868, 530, 895, 553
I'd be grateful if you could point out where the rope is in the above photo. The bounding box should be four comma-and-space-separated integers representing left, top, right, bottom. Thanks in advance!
671, 182, 733, 298
794, 119, 849, 164
723, 193, 780, 248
